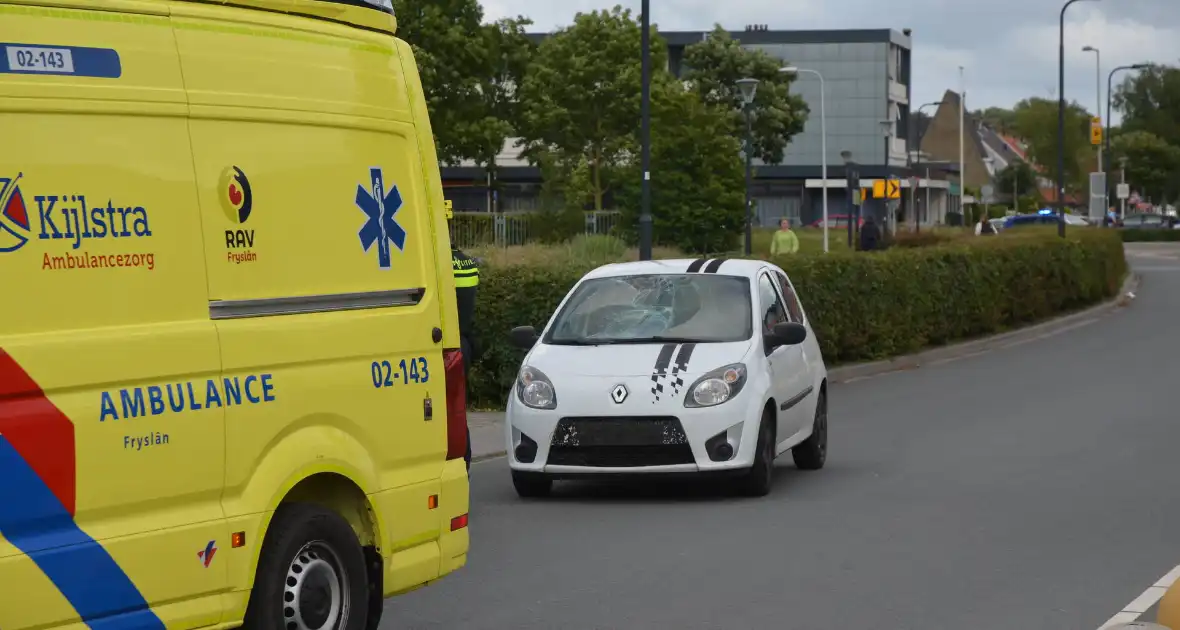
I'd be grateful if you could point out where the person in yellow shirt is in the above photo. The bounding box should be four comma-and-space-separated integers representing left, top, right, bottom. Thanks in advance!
769, 218, 800, 256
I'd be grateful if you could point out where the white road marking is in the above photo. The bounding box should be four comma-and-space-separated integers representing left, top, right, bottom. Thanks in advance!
993, 317, 1101, 351
925, 349, 991, 366
1098, 564, 1180, 629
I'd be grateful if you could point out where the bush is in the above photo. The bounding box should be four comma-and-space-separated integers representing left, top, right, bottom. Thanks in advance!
467, 230, 1127, 408
1120, 228, 1180, 242
886, 230, 961, 249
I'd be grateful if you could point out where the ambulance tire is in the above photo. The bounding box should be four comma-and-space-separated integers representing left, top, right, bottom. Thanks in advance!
245, 503, 369, 630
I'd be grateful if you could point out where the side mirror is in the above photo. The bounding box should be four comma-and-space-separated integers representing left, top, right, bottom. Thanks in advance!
770, 322, 807, 347
509, 325, 539, 350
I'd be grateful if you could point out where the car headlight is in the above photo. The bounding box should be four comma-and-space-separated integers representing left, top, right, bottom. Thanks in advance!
516, 365, 557, 410
684, 363, 747, 408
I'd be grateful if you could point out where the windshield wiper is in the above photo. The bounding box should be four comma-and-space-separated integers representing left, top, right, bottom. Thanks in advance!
547, 339, 615, 346
587, 336, 706, 345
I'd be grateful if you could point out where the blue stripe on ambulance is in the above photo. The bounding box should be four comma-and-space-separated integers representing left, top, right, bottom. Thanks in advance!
0, 436, 164, 630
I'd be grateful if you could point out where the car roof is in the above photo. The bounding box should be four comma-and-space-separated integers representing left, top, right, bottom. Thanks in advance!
582, 258, 777, 281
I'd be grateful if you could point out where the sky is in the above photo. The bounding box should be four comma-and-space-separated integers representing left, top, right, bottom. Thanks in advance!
478, 0, 1180, 123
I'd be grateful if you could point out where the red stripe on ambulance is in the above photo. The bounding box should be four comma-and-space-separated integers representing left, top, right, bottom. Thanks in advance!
0, 349, 76, 515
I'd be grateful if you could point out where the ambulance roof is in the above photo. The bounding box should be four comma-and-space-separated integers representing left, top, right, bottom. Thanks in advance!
182, 0, 397, 35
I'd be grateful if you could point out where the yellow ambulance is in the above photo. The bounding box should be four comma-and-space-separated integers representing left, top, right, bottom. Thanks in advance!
0, 1, 470, 628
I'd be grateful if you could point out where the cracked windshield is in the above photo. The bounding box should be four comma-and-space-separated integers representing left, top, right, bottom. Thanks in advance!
1, 0, 1178, 629
548, 274, 753, 343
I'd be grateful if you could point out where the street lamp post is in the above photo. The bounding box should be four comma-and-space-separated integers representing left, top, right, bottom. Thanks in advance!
913, 100, 943, 232
1105, 63, 1148, 213
959, 66, 965, 229
1119, 156, 1128, 220
638, 0, 652, 260
736, 77, 760, 256
1082, 46, 1102, 174
780, 66, 829, 252
841, 150, 858, 248
879, 118, 895, 235
1058, 0, 1101, 238
1082, 45, 1103, 221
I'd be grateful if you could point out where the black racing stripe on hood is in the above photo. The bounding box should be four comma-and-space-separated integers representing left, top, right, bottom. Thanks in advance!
703, 258, 726, 273
652, 343, 676, 375
650, 343, 678, 401
669, 343, 696, 396
686, 259, 706, 273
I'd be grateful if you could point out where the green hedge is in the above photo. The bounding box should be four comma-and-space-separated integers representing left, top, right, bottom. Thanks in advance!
468, 230, 1127, 408
1120, 228, 1180, 242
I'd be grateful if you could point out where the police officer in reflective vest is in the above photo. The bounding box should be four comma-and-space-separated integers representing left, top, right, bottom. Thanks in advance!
447, 201, 480, 471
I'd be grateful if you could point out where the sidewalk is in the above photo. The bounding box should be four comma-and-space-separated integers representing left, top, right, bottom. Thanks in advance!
468, 411, 506, 463
465, 271, 1138, 462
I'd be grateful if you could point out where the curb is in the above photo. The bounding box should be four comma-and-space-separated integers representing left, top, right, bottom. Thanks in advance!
826, 272, 1139, 384
469, 272, 1140, 462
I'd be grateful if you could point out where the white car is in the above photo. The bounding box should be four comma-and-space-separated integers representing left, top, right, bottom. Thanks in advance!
503, 258, 829, 498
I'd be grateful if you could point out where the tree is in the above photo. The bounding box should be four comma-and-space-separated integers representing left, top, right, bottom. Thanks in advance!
1113, 63, 1180, 148
976, 106, 1018, 134
391, 0, 489, 165
1109, 130, 1180, 203
993, 160, 1039, 200
1010, 97, 1092, 195
681, 25, 809, 164
463, 17, 535, 205
616, 78, 746, 254
517, 6, 664, 211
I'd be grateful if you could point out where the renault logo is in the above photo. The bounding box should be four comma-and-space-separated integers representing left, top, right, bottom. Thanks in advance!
611, 384, 628, 404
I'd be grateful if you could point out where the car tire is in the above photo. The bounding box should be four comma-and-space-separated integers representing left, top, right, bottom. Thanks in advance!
737, 408, 775, 497
465, 426, 472, 476
511, 470, 552, 498
243, 503, 369, 630
792, 389, 827, 471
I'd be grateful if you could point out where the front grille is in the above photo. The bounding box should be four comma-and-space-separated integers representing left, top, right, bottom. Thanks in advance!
548, 416, 693, 467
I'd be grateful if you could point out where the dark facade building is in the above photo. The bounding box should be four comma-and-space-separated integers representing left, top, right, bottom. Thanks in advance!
442, 27, 920, 227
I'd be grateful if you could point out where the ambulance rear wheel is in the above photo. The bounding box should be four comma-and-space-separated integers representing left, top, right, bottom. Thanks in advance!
244, 503, 369, 630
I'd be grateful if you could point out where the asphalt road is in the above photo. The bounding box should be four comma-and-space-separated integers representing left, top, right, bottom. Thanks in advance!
388, 244, 1180, 630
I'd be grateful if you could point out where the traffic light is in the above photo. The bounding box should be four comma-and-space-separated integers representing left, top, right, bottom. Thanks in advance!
1091, 117, 1102, 145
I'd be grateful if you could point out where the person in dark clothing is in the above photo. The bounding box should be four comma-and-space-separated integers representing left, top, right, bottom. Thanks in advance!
979, 216, 997, 235
859, 215, 881, 251
452, 245, 479, 473
452, 247, 480, 371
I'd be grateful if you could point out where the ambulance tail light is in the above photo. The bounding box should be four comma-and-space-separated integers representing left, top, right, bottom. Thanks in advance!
443, 348, 467, 461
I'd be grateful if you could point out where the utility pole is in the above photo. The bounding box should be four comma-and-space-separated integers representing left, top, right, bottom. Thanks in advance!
1057, 0, 1088, 238
959, 66, 966, 227
638, 0, 652, 260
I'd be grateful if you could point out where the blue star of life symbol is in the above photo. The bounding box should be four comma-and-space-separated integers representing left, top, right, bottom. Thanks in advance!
354, 167, 407, 269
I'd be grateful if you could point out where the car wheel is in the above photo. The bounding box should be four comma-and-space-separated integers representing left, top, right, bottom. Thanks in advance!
244, 503, 368, 630
511, 470, 552, 498
792, 389, 827, 470
737, 408, 775, 497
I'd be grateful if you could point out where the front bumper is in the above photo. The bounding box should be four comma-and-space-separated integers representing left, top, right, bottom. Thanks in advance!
505, 374, 768, 475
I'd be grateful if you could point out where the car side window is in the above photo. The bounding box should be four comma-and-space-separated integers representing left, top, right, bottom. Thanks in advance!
757, 273, 789, 335
774, 270, 805, 323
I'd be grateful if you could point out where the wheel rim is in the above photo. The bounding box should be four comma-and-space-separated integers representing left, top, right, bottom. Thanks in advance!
816, 397, 828, 458
283, 541, 350, 630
